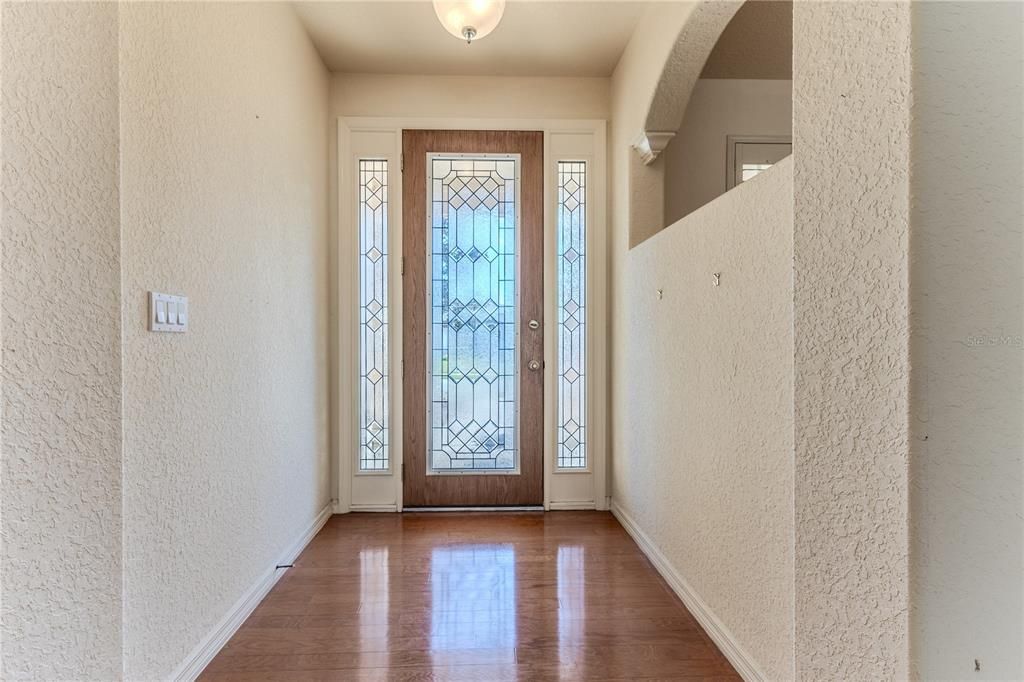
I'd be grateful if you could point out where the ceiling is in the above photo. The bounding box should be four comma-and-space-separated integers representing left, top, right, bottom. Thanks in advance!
700, 0, 792, 79
293, 2, 652, 77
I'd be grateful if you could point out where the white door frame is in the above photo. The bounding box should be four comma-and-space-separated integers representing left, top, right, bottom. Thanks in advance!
725, 134, 792, 190
336, 116, 608, 512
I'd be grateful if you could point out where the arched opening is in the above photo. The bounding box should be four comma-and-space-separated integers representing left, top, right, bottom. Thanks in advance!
663, 1, 792, 224
627, 0, 794, 245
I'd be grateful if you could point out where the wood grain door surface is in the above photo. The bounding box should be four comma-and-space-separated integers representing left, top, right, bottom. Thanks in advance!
402, 130, 544, 506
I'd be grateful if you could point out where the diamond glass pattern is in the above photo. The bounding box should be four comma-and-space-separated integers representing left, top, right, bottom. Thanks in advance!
557, 161, 587, 469
359, 160, 389, 471
428, 156, 518, 471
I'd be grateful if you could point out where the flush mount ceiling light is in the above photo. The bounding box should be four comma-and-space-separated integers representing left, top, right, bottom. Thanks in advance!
433, 0, 506, 44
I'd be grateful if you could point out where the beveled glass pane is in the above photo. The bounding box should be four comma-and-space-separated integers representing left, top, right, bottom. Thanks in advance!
359, 160, 389, 471
427, 155, 518, 472
557, 161, 586, 469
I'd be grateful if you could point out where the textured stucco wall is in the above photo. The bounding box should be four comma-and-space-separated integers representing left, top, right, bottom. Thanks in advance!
610, 0, 694, 469
909, 2, 1024, 679
663, 78, 792, 224
642, 0, 742, 135
118, 3, 331, 678
620, 160, 796, 681
793, 2, 912, 678
610, 6, 795, 679
614, 2, 702, 248
1, 3, 123, 678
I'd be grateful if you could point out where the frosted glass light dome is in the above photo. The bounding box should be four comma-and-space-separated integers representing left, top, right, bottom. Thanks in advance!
433, 0, 506, 44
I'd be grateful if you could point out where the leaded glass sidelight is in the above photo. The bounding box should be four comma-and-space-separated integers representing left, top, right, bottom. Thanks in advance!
427, 155, 519, 472
359, 160, 389, 471
557, 161, 587, 469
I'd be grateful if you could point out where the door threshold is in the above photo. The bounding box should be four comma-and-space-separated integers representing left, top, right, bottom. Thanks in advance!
405, 506, 545, 513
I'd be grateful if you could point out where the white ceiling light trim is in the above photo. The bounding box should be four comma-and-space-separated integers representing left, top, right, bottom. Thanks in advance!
433, 0, 506, 44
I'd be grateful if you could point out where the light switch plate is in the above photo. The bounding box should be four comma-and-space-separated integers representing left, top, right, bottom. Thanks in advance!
149, 291, 188, 333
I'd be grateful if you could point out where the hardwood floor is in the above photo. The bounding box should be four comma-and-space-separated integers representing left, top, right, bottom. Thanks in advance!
201, 512, 740, 681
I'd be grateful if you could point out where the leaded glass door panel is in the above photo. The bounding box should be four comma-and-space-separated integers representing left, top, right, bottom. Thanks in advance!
427, 154, 518, 473
403, 131, 543, 507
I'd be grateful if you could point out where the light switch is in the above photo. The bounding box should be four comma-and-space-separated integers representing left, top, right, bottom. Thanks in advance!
149, 291, 188, 333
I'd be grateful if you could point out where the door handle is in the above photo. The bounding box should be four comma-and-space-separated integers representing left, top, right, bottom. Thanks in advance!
528, 319, 540, 330
527, 360, 542, 372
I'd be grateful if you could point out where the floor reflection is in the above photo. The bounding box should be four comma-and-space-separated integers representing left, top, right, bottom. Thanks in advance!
557, 544, 585, 645
358, 547, 389, 670
430, 544, 517, 651
203, 513, 742, 680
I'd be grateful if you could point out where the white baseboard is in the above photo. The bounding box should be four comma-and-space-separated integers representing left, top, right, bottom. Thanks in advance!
349, 503, 398, 512
548, 500, 597, 510
610, 501, 765, 682
172, 504, 333, 681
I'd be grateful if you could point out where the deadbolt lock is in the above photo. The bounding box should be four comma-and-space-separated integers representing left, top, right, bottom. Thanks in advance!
527, 360, 542, 372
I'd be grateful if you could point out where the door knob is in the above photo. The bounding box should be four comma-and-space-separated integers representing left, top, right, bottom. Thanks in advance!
528, 319, 540, 330
527, 360, 541, 372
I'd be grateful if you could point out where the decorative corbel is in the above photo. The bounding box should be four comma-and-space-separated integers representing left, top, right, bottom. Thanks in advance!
632, 131, 676, 165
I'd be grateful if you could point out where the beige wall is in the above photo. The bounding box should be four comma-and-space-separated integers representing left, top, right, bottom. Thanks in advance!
1, 3, 123, 678
327, 72, 610, 501
609, 0, 695, 448
609, 1, 691, 532
118, 3, 331, 678
909, 2, 1024, 679
793, 2, 912, 678
612, 2, 926, 679
618, 160, 796, 681
4, 3, 1017, 680
331, 73, 610, 120
610, 4, 795, 680
663, 78, 791, 224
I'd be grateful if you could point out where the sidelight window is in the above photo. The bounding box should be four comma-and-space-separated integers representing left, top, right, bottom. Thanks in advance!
556, 161, 587, 469
358, 159, 390, 471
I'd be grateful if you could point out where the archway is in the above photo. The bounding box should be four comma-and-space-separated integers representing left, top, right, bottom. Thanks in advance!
628, 1, 743, 245
663, 1, 793, 224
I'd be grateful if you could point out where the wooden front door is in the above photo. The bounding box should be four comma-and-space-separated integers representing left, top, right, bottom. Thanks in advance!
402, 130, 544, 507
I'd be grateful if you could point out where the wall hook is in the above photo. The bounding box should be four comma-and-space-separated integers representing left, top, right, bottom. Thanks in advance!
712, 273, 721, 287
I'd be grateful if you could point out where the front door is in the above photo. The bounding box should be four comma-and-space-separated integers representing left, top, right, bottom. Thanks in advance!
402, 130, 544, 506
